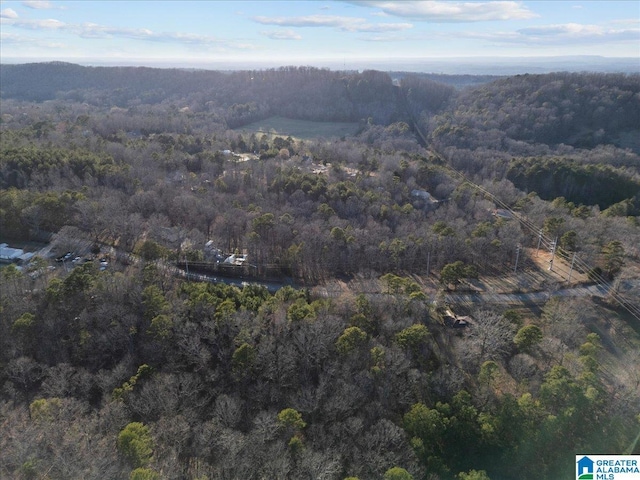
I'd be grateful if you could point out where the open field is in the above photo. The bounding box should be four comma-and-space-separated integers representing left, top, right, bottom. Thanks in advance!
235, 116, 360, 140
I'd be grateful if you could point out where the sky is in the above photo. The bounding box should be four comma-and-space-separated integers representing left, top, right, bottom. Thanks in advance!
1, 0, 639, 68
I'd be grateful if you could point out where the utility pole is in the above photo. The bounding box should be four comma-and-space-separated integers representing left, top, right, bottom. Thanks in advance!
426, 249, 431, 277
567, 252, 577, 283
514, 244, 521, 274
548, 237, 557, 271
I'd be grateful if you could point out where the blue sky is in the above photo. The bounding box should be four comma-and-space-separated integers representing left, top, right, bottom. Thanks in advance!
1, 1, 638, 67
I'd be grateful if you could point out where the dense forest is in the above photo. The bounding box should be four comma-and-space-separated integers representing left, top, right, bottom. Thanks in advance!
0, 63, 456, 125
1, 63, 639, 480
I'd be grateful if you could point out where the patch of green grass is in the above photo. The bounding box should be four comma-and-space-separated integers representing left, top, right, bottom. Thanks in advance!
235, 116, 360, 141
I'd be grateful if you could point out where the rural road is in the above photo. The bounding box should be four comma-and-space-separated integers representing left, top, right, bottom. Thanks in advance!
445, 279, 640, 306
48, 242, 640, 309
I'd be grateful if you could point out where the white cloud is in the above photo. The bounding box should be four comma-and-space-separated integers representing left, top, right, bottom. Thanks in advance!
3, 16, 259, 50
261, 29, 302, 40
362, 32, 412, 42
42, 41, 65, 48
608, 18, 640, 27
253, 14, 359, 28
0, 32, 27, 43
252, 14, 412, 32
348, 1, 538, 22
463, 22, 640, 46
0, 8, 18, 19
12, 18, 66, 29
0, 31, 66, 49
360, 22, 412, 32
518, 23, 602, 36
74, 23, 156, 40
22, 0, 62, 9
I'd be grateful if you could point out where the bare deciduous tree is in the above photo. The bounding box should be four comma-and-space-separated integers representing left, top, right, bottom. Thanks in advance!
462, 310, 515, 369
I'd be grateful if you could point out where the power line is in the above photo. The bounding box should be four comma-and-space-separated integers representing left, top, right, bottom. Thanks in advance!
423, 145, 640, 322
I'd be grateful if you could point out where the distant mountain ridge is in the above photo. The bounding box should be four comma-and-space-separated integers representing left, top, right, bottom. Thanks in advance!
2, 55, 638, 75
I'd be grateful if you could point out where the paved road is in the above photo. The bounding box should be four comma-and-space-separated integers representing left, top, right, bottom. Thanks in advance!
445, 283, 606, 305
445, 280, 640, 306
53, 242, 640, 308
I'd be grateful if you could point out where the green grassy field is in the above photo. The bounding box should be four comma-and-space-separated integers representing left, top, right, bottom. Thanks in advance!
235, 116, 360, 140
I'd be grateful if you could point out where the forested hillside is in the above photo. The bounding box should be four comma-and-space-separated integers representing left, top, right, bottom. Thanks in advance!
1, 63, 456, 125
1, 64, 639, 480
428, 71, 640, 214
433, 72, 639, 148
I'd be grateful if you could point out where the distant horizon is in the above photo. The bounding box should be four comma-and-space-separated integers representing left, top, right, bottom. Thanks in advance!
1, 1, 638, 73
2, 54, 638, 76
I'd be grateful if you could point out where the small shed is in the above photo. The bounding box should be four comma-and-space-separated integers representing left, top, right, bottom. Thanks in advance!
443, 308, 472, 328
223, 254, 247, 266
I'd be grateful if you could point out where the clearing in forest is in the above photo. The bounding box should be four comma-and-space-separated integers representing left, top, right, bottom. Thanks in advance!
235, 116, 360, 140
